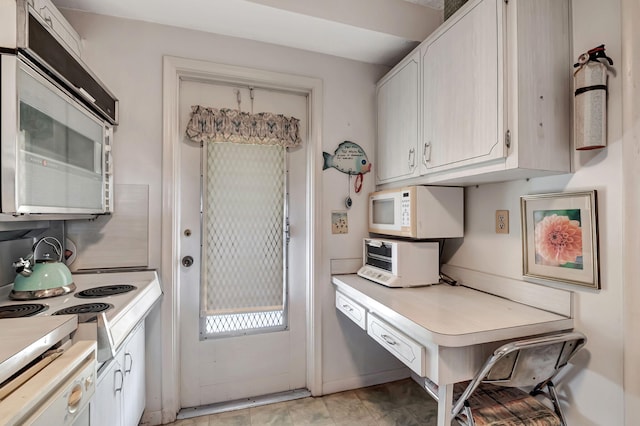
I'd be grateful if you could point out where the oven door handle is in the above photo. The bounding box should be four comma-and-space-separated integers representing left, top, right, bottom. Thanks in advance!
0, 350, 63, 400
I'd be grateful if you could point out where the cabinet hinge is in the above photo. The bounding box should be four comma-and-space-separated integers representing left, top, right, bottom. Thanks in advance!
505, 130, 511, 149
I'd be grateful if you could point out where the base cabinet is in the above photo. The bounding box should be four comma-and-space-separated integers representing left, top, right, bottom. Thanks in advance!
91, 322, 146, 426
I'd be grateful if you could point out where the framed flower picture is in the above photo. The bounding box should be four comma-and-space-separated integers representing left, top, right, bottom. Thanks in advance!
520, 191, 600, 289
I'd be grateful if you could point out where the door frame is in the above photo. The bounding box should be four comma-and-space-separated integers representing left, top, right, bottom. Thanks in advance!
160, 55, 323, 423
622, 0, 640, 422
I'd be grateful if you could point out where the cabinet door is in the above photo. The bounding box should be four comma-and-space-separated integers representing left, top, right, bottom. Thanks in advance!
421, 0, 504, 173
123, 323, 146, 426
91, 359, 123, 426
376, 52, 420, 184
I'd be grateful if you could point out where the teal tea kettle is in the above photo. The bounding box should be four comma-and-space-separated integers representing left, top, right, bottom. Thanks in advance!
10, 237, 75, 300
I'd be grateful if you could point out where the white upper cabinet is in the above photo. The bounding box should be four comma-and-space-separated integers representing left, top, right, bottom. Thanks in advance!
421, 0, 502, 173
375, 51, 420, 184
376, 0, 571, 187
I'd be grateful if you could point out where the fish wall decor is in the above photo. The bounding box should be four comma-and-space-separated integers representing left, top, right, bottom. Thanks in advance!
323, 141, 371, 175
323, 141, 371, 209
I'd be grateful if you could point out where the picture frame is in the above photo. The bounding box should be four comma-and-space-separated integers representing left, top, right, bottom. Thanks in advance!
520, 191, 600, 289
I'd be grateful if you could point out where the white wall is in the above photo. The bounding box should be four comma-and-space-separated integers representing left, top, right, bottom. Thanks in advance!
60, 9, 405, 421
444, 1, 624, 424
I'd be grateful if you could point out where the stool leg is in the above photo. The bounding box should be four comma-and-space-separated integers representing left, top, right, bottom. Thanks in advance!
547, 381, 567, 426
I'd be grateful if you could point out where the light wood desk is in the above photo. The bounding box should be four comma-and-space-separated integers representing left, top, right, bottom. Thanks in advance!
332, 274, 573, 426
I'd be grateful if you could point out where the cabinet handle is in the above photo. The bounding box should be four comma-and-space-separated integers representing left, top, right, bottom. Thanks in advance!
124, 353, 133, 375
114, 369, 124, 393
423, 142, 432, 163
381, 334, 398, 346
408, 148, 416, 168
341, 304, 354, 312
43, 15, 52, 28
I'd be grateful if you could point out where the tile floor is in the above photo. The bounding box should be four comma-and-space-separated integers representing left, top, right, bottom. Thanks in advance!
168, 378, 439, 425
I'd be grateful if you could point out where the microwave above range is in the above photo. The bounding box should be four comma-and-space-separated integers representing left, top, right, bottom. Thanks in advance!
368, 185, 464, 239
0, 0, 117, 216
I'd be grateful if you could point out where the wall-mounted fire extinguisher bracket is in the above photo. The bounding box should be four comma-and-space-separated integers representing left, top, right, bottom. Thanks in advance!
573, 44, 615, 151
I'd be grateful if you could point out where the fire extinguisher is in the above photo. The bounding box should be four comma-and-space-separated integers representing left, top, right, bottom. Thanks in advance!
573, 44, 614, 150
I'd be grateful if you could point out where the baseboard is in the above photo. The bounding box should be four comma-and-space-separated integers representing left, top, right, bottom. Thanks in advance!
139, 410, 163, 426
321, 367, 410, 395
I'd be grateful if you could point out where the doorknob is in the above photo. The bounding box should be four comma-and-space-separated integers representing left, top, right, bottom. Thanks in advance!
181, 256, 194, 267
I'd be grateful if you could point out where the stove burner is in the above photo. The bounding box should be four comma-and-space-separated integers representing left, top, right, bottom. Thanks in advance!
75, 285, 137, 299
0, 303, 48, 318
52, 302, 113, 323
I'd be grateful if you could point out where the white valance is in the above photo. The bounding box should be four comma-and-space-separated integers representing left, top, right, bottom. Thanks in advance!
185, 106, 302, 148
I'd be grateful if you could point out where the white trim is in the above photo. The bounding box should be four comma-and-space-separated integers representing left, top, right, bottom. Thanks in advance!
622, 0, 640, 423
321, 368, 410, 395
177, 388, 311, 420
160, 56, 323, 422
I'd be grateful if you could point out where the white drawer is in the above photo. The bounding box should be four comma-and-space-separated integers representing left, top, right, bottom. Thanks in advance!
335, 291, 367, 330
367, 314, 426, 376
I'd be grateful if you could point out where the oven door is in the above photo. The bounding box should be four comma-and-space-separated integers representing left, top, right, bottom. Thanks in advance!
0, 341, 96, 426
1, 54, 113, 215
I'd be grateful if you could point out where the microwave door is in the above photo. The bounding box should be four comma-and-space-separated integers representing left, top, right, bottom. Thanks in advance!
13, 62, 106, 214
371, 196, 398, 233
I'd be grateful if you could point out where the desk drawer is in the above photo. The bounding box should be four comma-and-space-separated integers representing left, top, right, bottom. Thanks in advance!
335, 291, 367, 330
367, 314, 425, 376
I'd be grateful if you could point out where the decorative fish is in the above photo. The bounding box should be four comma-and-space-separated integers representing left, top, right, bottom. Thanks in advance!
322, 141, 372, 175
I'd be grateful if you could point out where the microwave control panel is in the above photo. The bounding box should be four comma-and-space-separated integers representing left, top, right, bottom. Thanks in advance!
400, 192, 411, 227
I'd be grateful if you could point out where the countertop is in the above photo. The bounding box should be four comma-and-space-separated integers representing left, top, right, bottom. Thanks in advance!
0, 316, 78, 384
332, 274, 573, 347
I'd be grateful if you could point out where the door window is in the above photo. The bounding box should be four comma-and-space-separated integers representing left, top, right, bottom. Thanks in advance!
200, 142, 288, 338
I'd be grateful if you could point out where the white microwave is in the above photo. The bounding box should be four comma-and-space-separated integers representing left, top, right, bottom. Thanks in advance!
357, 238, 439, 287
368, 186, 464, 239
0, 0, 117, 215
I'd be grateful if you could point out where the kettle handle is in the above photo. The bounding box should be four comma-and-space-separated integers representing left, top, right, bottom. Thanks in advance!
33, 237, 64, 262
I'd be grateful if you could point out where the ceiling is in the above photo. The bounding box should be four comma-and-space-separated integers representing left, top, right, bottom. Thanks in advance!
51, 0, 444, 66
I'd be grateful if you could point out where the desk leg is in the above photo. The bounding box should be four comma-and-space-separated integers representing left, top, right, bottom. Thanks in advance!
436, 383, 454, 426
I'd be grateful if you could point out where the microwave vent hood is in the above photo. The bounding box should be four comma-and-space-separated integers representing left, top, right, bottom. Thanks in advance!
1, 0, 118, 125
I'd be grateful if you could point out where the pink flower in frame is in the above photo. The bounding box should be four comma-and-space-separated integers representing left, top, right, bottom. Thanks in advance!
534, 213, 583, 266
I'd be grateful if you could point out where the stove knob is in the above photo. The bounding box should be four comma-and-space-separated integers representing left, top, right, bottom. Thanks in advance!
85, 375, 94, 390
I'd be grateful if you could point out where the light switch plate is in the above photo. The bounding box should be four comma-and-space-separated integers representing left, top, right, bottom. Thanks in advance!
495, 210, 509, 234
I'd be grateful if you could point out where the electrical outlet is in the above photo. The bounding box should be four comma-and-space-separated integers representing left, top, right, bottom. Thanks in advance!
495, 210, 509, 234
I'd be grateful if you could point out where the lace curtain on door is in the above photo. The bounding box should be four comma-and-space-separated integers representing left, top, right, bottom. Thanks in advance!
185, 106, 301, 332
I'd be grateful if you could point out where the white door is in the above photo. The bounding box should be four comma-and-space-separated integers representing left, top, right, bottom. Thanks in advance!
178, 79, 308, 407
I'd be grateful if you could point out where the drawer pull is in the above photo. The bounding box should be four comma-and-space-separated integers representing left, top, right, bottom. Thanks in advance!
381, 334, 397, 346
342, 304, 354, 312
